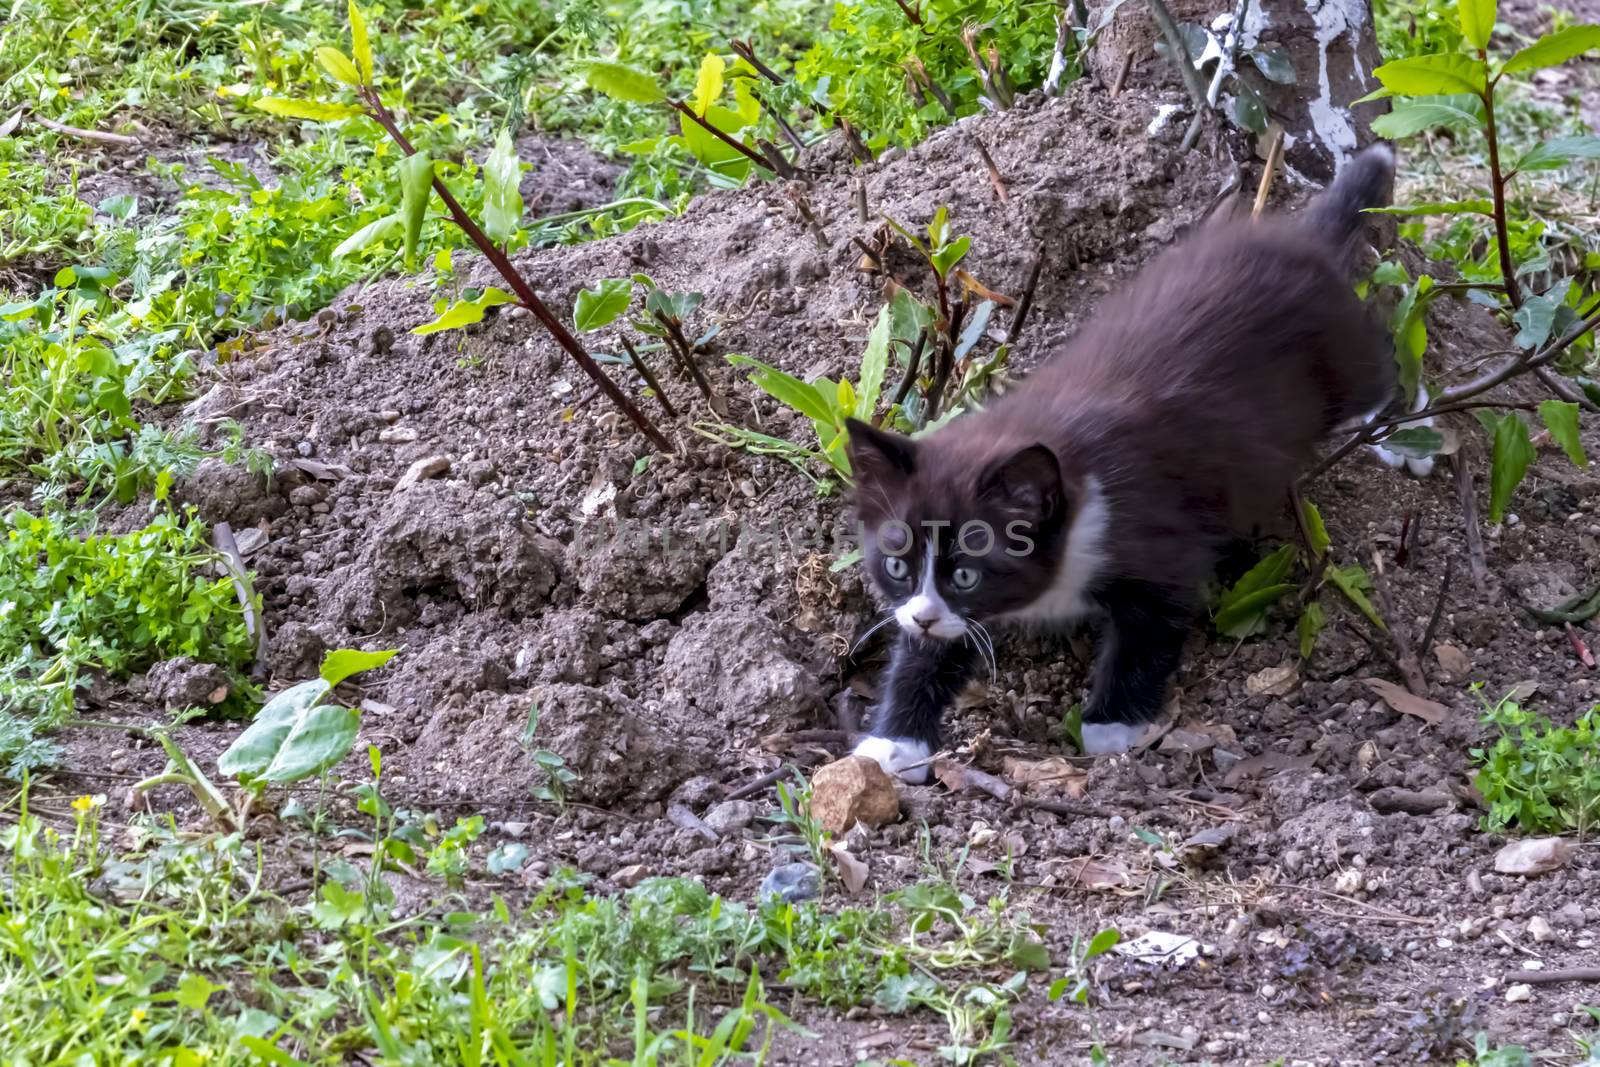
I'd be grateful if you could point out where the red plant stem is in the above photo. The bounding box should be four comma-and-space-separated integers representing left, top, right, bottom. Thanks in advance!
358, 89, 672, 453
1481, 72, 1522, 310
668, 100, 775, 172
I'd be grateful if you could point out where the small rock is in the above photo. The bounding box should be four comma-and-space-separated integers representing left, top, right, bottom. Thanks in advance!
1432, 643, 1472, 681
612, 864, 650, 888
501, 821, 529, 839
296, 441, 316, 457
288, 484, 325, 507
1506, 983, 1533, 1003
371, 324, 395, 354
809, 756, 900, 833
1245, 662, 1300, 698
379, 426, 419, 444
380, 409, 402, 423
1528, 916, 1556, 943
703, 800, 757, 834
1495, 837, 1577, 876
393, 455, 450, 493
1333, 868, 1365, 894
1554, 902, 1587, 929
759, 862, 821, 904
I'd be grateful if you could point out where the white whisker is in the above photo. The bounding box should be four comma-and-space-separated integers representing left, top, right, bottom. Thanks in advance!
850, 613, 896, 656
971, 621, 998, 686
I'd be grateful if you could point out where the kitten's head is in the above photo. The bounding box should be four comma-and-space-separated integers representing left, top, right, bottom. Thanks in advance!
845, 418, 1074, 641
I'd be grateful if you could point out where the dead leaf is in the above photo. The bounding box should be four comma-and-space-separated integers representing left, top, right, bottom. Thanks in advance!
579, 470, 617, 516
1432, 643, 1471, 680
1113, 930, 1202, 967
290, 458, 353, 481
1567, 623, 1596, 669
394, 455, 451, 493
1179, 823, 1239, 860
1245, 662, 1300, 698
1056, 855, 1133, 891
206, 685, 229, 704
1494, 837, 1575, 876
0, 111, 21, 139
1361, 677, 1448, 725
1505, 679, 1541, 702
826, 842, 869, 893
1222, 751, 1314, 789
360, 698, 397, 715
1001, 755, 1088, 797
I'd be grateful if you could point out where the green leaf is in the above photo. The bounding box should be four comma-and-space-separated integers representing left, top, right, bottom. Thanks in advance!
585, 61, 667, 104
1006, 933, 1051, 972
1371, 53, 1487, 97
691, 53, 726, 115
1370, 96, 1485, 138
217, 681, 329, 779
348, 0, 373, 83
574, 278, 633, 332
1457, 0, 1497, 50
397, 151, 433, 271
929, 235, 971, 279
332, 213, 401, 259
1483, 411, 1536, 522
1389, 275, 1436, 403
1379, 426, 1446, 459
1513, 294, 1560, 349
1297, 601, 1326, 658
1084, 928, 1120, 959
316, 47, 361, 86
1215, 542, 1297, 630
1230, 86, 1267, 135
856, 305, 891, 420
321, 648, 398, 688
1246, 46, 1296, 84
262, 704, 361, 783
1538, 399, 1586, 467
727, 354, 837, 423
252, 97, 365, 121
1301, 499, 1330, 559
482, 130, 523, 247
1366, 199, 1495, 216
678, 104, 754, 178
176, 974, 223, 1012
238, 1037, 312, 1067
411, 288, 518, 334
1329, 564, 1386, 630
1501, 24, 1600, 75
1513, 134, 1600, 172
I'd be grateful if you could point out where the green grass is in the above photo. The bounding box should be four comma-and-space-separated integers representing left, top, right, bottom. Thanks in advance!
0, 777, 1084, 1065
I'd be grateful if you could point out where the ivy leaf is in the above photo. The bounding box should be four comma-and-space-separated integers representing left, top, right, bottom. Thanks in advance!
1230, 86, 1267, 135
573, 278, 633, 332
332, 213, 401, 259
176, 974, 224, 1012
1538, 399, 1586, 467
482, 130, 524, 247
691, 53, 726, 115
1457, 0, 1497, 51
252, 98, 365, 121
261, 704, 361, 783
1370, 96, 1485, 138
1481, 411, 1536, 522
316, 47, 361, 86
321, 648, 398, 688
1379, 426, 1446, 459
1513, 294, 1559, 349
585, 61, 667, 104
217, 680, 330, 780
1369, 53, 1487, 98
397, 152, 433, 270
411, 288, 518, 335
348, 0, 373, 83
1514, 134, 1600, 172
1246, 46, 1296, 84
1501, 24, 1600, 75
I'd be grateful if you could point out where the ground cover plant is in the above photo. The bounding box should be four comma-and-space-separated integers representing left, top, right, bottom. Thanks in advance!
2, 0, 1600, 1062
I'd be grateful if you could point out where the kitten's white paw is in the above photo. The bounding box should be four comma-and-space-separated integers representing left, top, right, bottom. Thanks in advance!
1368, 385, 1436, 478
853, 736, 932, 784
1080, 722, 1143, 755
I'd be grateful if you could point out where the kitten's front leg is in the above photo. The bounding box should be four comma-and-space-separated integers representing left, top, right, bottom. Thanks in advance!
853, 631, 979, 784
1081, 579, 1192, 755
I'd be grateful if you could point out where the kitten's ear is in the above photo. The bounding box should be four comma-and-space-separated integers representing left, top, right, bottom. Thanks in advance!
845, 418, 916, 484
981, 444, 1063, 520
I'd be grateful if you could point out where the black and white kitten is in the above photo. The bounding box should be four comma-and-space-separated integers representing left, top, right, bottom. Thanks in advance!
846, 144, 1399, 782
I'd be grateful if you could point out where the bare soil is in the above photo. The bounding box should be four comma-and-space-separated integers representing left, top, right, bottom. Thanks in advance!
46, 63, 1600, 1066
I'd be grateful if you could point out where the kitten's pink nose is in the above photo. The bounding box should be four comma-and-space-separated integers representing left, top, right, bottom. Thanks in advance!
913, 610, 940, 630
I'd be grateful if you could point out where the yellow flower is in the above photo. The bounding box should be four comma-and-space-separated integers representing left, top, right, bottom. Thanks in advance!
71, 794, 106, 813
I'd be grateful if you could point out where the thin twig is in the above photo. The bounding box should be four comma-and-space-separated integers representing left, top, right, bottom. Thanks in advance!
1417, 557, 1454, 664
1369, 548, 1429, 696
1110, 49, 1135, 97
1004, 247, 1046, 347
1450, 452, 1489, 593
212, 523, 266, 681
725, 765, 806, 801
1180, 0, 1251, 152
34, 114, 141, 146
1252, 127, 1286, 219
787, 186, 832, 249
668, 100, 776, 173
972, 135, 1008, 202
619, 335, 677, 418
853, 176, 869, 223
655, 311, 720, 409
1144, 0, 1209, 113
887, 326, 929, 417
1507, 968, 1600, 986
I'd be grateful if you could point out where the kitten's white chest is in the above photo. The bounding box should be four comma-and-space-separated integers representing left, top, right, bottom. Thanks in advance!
997, 475, 1110, 624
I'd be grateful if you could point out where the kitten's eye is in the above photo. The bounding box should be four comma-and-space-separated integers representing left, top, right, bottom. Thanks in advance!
883, 556, 910, 581
951, 566, 980, 591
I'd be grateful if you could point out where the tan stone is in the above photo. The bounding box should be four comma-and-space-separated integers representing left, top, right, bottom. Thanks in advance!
810, 756, 900, 833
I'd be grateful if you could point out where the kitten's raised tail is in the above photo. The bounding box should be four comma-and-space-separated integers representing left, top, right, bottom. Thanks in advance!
1300, 142, 1396, 249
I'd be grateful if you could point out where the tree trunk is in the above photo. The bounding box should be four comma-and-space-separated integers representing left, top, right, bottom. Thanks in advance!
1090, 0, 1388, 182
